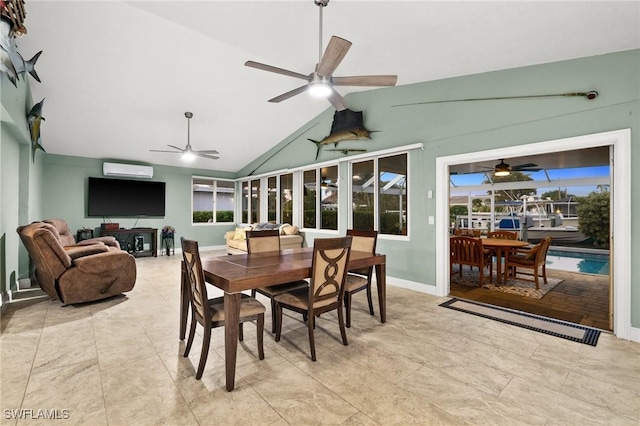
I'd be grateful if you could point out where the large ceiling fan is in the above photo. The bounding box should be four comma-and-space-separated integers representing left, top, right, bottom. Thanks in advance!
244, 0, 397, 111
149, 112, 219, 161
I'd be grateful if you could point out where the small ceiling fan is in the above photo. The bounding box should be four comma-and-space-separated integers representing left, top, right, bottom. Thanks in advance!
244, 0, 397, 111
149, 112, 219, 161
482, 159, 542, 176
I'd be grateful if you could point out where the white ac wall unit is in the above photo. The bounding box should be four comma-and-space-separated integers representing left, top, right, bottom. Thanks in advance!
103, 162, 154, 179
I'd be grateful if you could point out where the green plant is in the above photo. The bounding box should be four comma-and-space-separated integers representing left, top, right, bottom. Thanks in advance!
577, 190, 610, 249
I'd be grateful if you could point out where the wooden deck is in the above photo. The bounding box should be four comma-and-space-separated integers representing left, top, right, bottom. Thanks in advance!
450, 268, 611, 331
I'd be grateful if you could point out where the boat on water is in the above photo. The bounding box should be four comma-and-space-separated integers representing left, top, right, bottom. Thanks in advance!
454, 196, 589, 244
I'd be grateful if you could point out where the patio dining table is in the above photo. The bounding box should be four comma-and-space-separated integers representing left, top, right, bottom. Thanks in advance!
481, 238, 530, 284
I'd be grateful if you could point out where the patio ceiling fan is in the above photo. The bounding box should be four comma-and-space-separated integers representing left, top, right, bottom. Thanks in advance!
244, 0, 397, 111
149, 112, 219, 161
482, 159, 542, 176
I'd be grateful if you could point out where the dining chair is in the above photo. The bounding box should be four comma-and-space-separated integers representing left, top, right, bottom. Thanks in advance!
246, 229, 309, 333
181, 237, 265, 380
505, 236, 553, 289
344, 229, 378, 328
487, 230, 518, 240
273, 236, 353, 361
450, 236, 493, 286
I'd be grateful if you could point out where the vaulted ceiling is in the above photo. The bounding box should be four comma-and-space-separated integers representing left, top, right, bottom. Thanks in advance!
14, 1, 640, 173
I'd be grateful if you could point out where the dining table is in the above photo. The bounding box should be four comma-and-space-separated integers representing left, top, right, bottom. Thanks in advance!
179, 247, 387, 391
481, 238, 530, 284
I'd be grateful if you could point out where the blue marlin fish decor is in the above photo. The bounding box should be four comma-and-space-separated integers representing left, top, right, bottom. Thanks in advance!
27, 98, 45, 162
0, 10, 42, 87
307, 109, 375, 160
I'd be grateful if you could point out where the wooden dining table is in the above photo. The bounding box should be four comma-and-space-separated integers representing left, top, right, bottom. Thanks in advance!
179, 247, 387, 391
481, 238, 530, 284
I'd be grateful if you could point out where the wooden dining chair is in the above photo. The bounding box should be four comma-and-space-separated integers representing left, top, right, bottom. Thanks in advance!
487, 230, 518, 240
344, 229, 378, 328
505, 236, 553, 289
273, 236, 352, 361
247, 230, 309, 333
450, 236, 493, 286
181, 237, 266, 380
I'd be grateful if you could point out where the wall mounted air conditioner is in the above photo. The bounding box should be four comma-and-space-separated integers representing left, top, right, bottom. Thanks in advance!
103, 162, 154, 179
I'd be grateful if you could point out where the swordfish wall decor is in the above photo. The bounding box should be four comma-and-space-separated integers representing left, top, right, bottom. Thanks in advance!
1, 0, 42, 87
308, 108, 376, 160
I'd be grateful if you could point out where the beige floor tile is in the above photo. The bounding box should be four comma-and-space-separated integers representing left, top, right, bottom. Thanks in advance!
2, 253, 639, 425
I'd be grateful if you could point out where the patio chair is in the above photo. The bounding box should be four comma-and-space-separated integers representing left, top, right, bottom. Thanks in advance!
505, 237, 553, 289
487, 230, 518, 240
247, 230, 308, 333
450, 236, 493, 286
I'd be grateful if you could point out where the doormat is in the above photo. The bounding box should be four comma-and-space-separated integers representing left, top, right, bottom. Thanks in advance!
440, 298, 600, 346
452, 266, 563, 299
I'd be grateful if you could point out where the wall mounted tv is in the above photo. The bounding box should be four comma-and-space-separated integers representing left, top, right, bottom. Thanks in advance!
88, 177, 166, 217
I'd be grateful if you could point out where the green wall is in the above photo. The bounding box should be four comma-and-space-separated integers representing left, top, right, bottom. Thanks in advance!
40, 154, 237, 249
240, 49, 640, 326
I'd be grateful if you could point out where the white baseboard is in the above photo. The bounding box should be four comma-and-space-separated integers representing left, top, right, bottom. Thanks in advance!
386, 276, 439, 296
627, 326, 640, 343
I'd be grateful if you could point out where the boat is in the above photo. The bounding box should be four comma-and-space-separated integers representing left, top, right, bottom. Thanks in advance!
454, 196, 589, 244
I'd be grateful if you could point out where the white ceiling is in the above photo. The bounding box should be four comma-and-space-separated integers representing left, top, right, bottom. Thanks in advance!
14, 1, 640, 173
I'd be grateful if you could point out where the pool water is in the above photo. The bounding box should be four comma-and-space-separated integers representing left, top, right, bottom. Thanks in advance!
546, 250, 609, 275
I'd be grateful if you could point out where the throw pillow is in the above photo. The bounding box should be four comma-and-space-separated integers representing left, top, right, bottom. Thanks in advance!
282, 224, 299, 235
233, 227, 250, 241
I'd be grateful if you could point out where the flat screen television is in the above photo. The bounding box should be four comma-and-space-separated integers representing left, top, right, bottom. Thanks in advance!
88, 177, 166, 217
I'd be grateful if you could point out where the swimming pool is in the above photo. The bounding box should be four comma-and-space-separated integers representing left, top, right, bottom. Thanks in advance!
546, 248, 609, 275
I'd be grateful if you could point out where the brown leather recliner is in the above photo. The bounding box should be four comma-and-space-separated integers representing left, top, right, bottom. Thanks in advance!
42, 218, 121, 249
17, 221, 136, 305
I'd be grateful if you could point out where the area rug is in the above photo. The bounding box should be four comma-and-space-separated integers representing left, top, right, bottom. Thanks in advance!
451, 265, 563, 299
440, 298, 600, 346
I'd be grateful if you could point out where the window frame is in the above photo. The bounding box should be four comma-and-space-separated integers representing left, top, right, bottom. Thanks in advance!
191, 176, 236, 225
299, 163, 340, 233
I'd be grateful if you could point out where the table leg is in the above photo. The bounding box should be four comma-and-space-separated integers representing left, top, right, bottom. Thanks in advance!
375, 263, 386, 323
495, 248, 503, 285
224, 292, 241, 392
179, 261, 188, 340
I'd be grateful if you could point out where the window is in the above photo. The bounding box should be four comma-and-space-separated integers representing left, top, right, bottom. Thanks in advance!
267, 176, 277, 223
280, 173, 293, 224
302, 165, 338, 230
192, 178, 234, 223
350, 153, 408, 235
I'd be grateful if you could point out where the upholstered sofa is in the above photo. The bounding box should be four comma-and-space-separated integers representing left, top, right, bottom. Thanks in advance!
17, 220, 136, 305
225, 223, 304, 255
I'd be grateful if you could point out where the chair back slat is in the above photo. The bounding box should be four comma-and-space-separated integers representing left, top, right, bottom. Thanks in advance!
181, 238, 209, 322
346, 229, 377, 276
487, 230, 518, 240
246, 229, 281, 253
310, 237, 352, 307
450, 236, 484, 265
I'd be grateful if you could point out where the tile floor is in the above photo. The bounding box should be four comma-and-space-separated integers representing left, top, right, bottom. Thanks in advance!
1, 250, 639, 425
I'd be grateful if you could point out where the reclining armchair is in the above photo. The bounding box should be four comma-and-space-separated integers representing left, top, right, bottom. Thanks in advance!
17, 221, 136, 305
43, 218, 120, 249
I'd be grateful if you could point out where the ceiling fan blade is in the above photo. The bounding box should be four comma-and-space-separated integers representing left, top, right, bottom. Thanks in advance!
316, 36, 352, 78
513, 167, 542, 172
268, 85, 309, 103
327, 89, 349, 111
195, 152, 220, 160
167, 144, 185, 152
511, 163, 538, 169
244, 61, 309, 80
194, 149, 219, 154
333, 75, 398, 87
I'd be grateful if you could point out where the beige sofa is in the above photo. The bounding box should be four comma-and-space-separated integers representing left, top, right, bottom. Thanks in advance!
225, 223, 304, 255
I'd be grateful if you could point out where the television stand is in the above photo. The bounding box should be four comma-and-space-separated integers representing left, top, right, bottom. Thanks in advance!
100, 228, 157, 257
